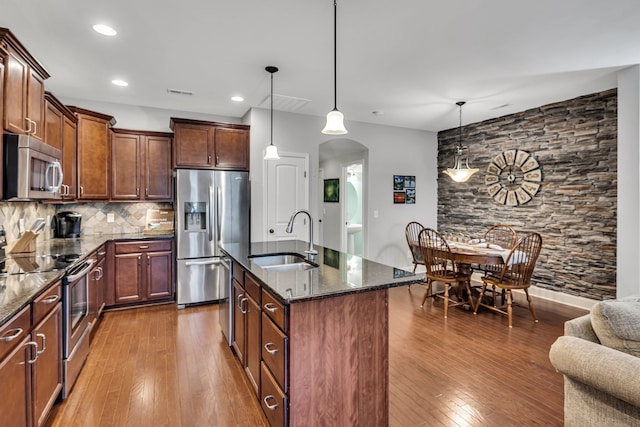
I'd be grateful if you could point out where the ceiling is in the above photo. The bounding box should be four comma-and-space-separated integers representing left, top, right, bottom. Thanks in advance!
3, 0, 640, 132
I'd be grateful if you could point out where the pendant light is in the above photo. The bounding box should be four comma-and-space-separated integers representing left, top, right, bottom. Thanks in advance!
443, 101, 479, 182
264, 66, 280, 160
322, 0, 348, 135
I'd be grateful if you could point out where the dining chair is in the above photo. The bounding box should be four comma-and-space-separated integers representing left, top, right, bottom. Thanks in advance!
473, 232, 543, 328
477, 224, 518, 303
418, 228, 472, 318
405, 221, 426, 273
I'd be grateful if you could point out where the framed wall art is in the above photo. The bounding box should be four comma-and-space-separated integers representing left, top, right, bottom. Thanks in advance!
324, 179, 339, 202
393, 175, 416, 204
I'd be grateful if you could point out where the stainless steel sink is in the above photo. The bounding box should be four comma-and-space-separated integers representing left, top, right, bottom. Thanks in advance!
249, 253, 318, 271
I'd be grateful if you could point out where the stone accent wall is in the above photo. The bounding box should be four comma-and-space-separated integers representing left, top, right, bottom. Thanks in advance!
437, 89, 617, 301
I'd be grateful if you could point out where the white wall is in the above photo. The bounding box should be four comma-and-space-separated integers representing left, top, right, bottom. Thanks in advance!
617, 65, 640, 298
249, 107, 438, 268
59, 97, 240, 131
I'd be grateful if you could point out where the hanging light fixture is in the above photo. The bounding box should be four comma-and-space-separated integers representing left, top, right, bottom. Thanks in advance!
443, 101, 479, 182
322, 0, 348, 135
264, 66, 280, 160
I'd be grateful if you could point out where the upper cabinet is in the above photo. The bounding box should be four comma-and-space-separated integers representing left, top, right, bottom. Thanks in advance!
171, 117, 249, 171
111, 129, 173, 201
45, 91, 77, 199
70, 106, 116, 200
0, 28, 49, 141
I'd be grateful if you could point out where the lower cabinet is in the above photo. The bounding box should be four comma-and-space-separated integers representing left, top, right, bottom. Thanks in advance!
89, 246, 106, 336
0, 281, 63, 427
110, 239, 174, 307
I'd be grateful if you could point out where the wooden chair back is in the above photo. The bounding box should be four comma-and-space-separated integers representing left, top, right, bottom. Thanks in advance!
495, 232, 543, 289
418, 228, 460, 281
405, 221, 425, 271
482, 224, 518, 275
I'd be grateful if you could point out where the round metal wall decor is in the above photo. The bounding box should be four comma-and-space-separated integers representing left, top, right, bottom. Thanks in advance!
485, 149, 541, 206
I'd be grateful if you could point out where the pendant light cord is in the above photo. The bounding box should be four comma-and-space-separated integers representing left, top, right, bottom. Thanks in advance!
270, 71, 274, 145
333, 0, 338, 110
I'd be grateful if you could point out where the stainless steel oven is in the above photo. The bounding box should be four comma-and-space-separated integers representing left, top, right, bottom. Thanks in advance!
62, 258, 95, 398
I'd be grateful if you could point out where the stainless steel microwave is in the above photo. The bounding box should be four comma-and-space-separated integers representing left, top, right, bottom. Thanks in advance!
3, 134, 63, 200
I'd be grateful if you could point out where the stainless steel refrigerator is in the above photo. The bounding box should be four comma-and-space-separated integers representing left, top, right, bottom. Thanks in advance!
175, 169, 249, 309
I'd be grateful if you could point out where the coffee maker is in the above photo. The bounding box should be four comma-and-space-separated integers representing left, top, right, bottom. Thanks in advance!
53, 211, 82, 238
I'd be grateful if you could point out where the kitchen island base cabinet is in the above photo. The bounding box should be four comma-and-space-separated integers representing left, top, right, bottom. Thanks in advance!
287, 289, 389, 426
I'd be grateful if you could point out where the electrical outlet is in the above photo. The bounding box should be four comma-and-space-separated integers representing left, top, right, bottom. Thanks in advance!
107, 213, 115, 223
19, 218, 25, 233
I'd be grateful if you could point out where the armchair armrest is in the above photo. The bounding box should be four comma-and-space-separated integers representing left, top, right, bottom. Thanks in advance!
549, 336, 640, 407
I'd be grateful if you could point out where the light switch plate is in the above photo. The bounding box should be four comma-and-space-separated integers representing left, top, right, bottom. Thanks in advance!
19, 218, 25, 233
107, 213, 115, 223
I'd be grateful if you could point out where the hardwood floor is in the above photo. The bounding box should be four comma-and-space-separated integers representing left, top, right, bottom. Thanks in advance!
46, 286, 587, 427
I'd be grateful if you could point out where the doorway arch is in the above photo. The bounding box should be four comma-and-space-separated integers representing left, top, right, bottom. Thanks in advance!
319, 139, 368, 256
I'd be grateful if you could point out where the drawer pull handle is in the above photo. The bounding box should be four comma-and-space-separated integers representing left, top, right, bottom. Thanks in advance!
42, 295, 60, 304
240, 298, 248, 314
139, 245, 149, 249
1, 328, 24, 342
263, 395, 279, 411
263, 303, 278, 313
264, 342, 278, 355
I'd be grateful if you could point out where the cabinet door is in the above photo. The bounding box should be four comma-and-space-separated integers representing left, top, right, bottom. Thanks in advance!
214, 128, 249, 170
32, 304, 63, 427
0, 336, 30, 427
245, 294, 261, 396
45, 99, 63, 150
27, 68, 45, 141
77, 114, 110, 199
95, 257, 106, 317
4, 48, 28, 134
0, 58, 4, 199
114, 253, 142, 303
174, 123, 214, 168
146, 251, 173, 300
61, 116, 77, 199
144, 135, 173, 200
232, 279, 246, 364
111, 133, 141, 200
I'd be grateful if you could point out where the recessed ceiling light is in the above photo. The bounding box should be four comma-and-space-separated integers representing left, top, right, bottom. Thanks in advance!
111, 79, 128, 87
93, 24, 117, 36
231, 96, 245, 102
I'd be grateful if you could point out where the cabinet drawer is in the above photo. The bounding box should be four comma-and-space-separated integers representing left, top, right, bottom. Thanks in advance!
232, 262, 244, 286
260, 362, 287, 427
262, 313, 287, 392
114, 240, 171, 254
33, 281, 62, 326
262, 289, 286, 332
245, 273, 260, 302
0, 306, 31, 360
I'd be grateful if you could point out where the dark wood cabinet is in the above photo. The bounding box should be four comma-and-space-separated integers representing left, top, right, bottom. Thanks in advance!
0, 28, 49, 140
0, 306, 31, 427
70, 107, 115, 200
0, 282, 63, 427
111, 239, 174, 307
170, 117, 249, 171
89, 246, 106, 335
232, 279, 246, 364
111, 129, 173, 201
32, 302, 62, 427
45, 92, 77, 199
0, 52, 5, 200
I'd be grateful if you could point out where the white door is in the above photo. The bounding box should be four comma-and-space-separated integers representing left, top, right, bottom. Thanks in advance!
265, 153, 309, 241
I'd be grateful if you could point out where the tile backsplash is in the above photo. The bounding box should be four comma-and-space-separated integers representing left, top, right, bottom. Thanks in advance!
0, 201, 174, 243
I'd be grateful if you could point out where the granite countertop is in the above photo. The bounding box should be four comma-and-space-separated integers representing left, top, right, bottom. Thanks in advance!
0, 232, 174, 327
221, 240, 422, 304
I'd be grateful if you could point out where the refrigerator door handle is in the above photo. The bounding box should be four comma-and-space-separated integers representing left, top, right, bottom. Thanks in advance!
185, 259, 221, 267
216, 186, 222, 242
208, 186, 214, 242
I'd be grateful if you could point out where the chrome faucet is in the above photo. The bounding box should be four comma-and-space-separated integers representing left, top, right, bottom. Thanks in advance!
286, 209, 317, 255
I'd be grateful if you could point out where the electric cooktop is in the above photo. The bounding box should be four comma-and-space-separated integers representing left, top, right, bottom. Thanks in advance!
0, 253, 83, 275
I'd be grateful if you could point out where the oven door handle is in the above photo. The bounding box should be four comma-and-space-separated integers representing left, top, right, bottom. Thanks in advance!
65, 259, 96, 281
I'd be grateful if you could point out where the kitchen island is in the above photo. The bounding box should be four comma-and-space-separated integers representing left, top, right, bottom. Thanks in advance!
222, 240, 421, 427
